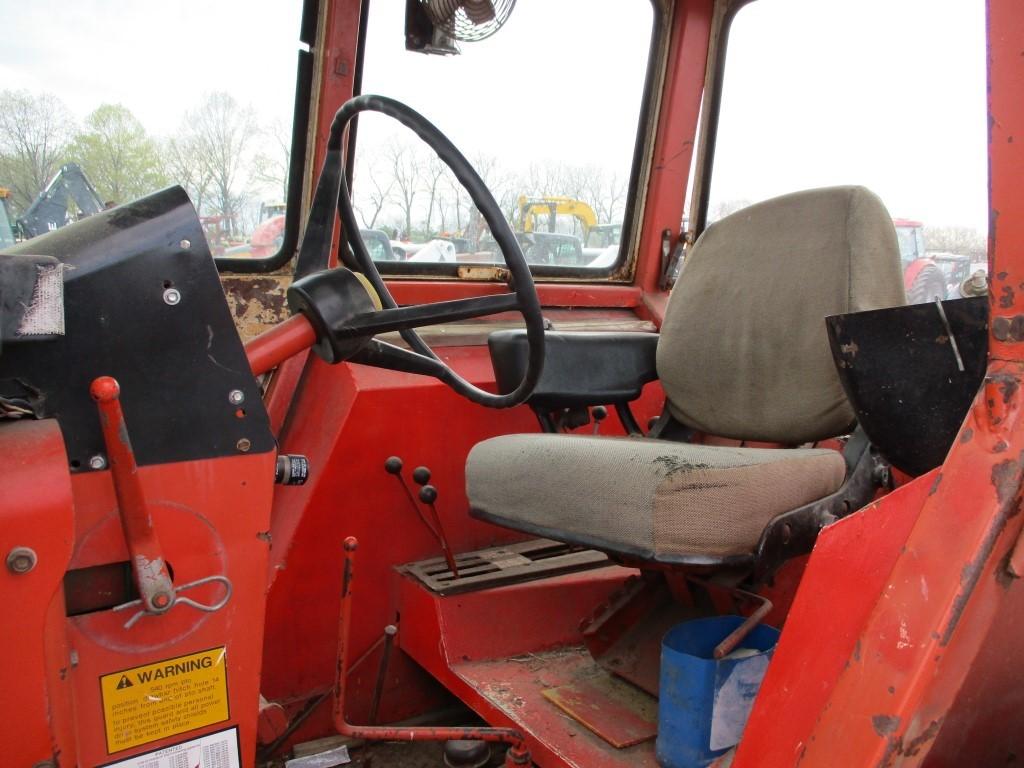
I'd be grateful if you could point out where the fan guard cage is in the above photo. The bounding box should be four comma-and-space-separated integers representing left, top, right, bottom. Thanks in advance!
422, 0, 517, 42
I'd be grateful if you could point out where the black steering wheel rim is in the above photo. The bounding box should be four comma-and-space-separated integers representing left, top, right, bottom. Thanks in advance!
318, 94, 545, 408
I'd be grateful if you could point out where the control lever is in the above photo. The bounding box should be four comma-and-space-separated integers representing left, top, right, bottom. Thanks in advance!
384, 457, 460, 577
91, 376, 232, 628
591, 406, 607, 434
416, 480, 459, 578
91, 377, 175, 615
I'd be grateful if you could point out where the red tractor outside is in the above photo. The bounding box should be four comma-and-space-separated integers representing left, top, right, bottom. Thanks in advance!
894, 218, 953, 303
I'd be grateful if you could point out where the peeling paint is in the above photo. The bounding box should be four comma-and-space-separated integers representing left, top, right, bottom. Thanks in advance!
896, 620, 912, 649
940, 451, 1024, 644
998, 376, 1020, 405
872, 714, 900, 737
902, 719, 942, 757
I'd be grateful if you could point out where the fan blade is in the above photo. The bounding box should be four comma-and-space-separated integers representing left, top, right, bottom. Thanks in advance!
461, 0, 496, 24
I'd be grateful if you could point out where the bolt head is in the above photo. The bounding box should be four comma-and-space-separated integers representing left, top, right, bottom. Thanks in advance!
228, 389, 245, 405
163, 287, 182, 305
236, 438, 252, 452
7, 546, 37, 574
180, 239, 191, 249
89, 454, 107, 470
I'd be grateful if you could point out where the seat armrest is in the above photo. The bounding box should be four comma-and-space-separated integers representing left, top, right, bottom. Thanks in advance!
488, 330, 659, 410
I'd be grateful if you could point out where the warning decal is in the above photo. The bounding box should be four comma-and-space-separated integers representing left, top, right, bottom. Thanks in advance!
100, 647, 230, 753
100, 726, 240, 768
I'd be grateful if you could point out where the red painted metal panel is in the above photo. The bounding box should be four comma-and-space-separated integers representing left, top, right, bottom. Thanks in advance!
387, 281, 644, 310
733, 471, 932, 765
260, 346, 666, 744
634, 0, 713, 298
0, 420, 77, 767
60, 451, 276, 765
396, 568, 650, 767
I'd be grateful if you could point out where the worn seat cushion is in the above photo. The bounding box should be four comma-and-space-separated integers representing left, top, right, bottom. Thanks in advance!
467, 434, 846, 562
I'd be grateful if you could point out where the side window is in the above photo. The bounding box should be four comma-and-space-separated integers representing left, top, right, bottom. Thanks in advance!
0, 3, 303, 264
353, 1, 657, 278
706, 0, 987, 303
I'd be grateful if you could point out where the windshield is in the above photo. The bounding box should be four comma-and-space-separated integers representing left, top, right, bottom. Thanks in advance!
353, 0, 655, 277
895, 226, 921, 265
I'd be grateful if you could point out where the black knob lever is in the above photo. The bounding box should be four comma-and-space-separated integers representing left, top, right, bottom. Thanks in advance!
383, 458, 458, 577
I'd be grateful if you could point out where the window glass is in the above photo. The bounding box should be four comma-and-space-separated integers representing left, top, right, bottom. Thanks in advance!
354, 1, 654, 275
708, 0, 987, 300
0, 1, 301, 257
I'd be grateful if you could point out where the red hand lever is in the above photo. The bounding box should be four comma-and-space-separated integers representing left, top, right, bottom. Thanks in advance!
90, 376, 175, 615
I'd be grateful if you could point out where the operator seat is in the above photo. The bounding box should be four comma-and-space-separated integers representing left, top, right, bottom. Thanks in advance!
465, 186, 906, 566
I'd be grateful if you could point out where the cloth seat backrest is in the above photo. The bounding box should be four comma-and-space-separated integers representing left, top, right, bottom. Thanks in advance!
656, 186, 906, 444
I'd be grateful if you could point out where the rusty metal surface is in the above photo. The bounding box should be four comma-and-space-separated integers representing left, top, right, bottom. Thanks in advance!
580, 574, 693, 696
221, 274, 292, 343
455, 648, 658, 767
542, 675, 658, 748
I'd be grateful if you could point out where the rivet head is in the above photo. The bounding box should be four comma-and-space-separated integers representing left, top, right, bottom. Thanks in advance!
236, 438, 252, 453
180, 239, 191, 249
7, 547, 37, 574
163, 287, 182, 305
89, 454, 107, 470
228, 389, 245, 405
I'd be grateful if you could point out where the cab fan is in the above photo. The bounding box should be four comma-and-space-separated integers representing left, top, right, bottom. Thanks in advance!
419, 0, 516, 43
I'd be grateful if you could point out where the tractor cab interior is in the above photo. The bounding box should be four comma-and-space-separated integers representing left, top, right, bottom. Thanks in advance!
1, 2, 1019, 768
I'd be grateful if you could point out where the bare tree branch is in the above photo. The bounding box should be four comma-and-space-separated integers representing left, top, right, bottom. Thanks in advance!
0, 90, 75, 213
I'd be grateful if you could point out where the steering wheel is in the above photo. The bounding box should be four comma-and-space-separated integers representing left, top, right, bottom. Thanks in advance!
287, 95, 545, 408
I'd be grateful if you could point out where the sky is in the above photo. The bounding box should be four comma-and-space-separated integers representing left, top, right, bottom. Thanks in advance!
0, 0, 990, 231
0, 0, 299, 133
710, 0, 989, 230
357, 0, 653, 174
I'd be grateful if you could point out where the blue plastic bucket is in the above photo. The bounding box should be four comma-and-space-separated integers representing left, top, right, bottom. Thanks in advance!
656, 616, 780, 768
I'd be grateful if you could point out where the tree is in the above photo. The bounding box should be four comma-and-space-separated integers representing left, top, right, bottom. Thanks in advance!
386, 138, 421, 238
250, 119, 290, 203
353, 157, 396, 229
923, 225, 986, 259
163, 134, 213, 214
708, 198, 753, 223
71, 104, 166, 205
185, 92, 258, 234
0, 90, 75, 214
582, 167, 626, 225
422, 155, 448, 236
472, 152, 515, 222
447, 175, 468, 231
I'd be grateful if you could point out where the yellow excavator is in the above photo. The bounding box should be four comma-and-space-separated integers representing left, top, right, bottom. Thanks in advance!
517, 195, 597, 236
